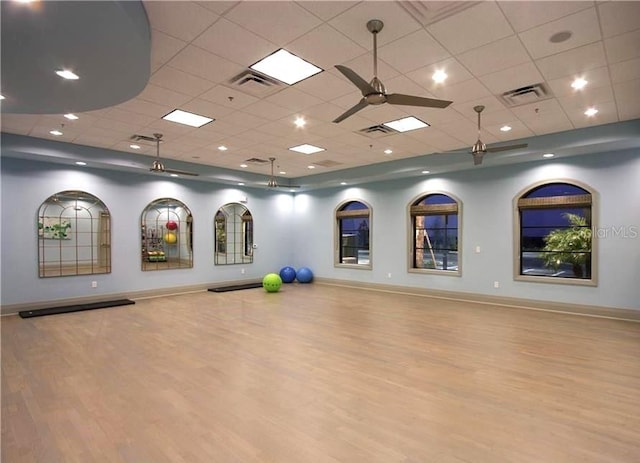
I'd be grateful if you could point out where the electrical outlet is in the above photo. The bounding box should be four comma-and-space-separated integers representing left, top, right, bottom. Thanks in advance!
91, 281, 98, 288
493, 281, 500, 288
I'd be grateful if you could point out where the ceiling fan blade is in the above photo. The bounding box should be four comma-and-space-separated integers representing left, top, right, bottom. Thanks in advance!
164, 168, 199, 177
486, 143, 528, 153
386, 93, 452, 108
335, 65, 376, 96
333, 98, 369, 123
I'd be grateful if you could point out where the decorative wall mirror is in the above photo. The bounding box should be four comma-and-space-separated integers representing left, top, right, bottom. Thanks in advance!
141, 198, 193, 271
214, 203, 253, 265
37, 190, 111, 277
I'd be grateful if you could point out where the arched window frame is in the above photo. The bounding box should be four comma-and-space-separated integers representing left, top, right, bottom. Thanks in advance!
334, 199, 372, 269
407, 191, 462, 276
513, 179, 597, 286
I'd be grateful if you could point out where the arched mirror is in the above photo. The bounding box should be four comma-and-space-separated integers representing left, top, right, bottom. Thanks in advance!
38, 190, 111, 277
141, 198, 193, 271
214, 203, 253, 265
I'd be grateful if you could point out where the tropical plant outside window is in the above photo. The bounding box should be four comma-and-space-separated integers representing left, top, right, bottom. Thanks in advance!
518, 183, 592, 280
410, 193, 459, 272
336, 200, 370, 267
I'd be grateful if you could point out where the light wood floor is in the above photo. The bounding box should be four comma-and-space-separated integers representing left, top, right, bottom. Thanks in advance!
2, 284, 640, 463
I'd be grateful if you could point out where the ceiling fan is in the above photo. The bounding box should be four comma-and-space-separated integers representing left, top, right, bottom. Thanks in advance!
266, 157, 300, 189
131, 133, 199, 176
333, 19, 453, 123
466, 105, 528, 165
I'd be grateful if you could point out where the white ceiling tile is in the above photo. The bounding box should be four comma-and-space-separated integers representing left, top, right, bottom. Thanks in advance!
609, 58, 640, 84
150, 30, 187, 72
497, 1, 594, 33
427, 2, 514, 55
429, 78, 492, 103
145, 119, 199, 138
546, 66, 611, 98
0, 114, 39, 134
222, 110, 270, 130
150, 66, 216, 97
329, 2, 421, 48
240, 100, 295, 122
614, 79, 640, 120
334, 54, 400, 84
557, 85, 615, 112
199, 85, 260, 109
192, 18, 277, 67
535, 42, 606, 80
406, 58, 474, 93
482, 119, 535, 141
196, 1, 239, 15
143, 1, 219, 42
114, 98, 173, 119
225, 2, 322, 46
565, 100, 618, 128
167, 45, 245, 84
378, 29, 450, 74
597, 1, 640, 39
94, 117, 145, 136
522, 112, 574, 135
287, 24, 366, 71
509, 97, 566, 121
518, 8, 601, 59
457, 35, 530, 77
137, 83, 193, 108
479, 62, 545, 95
406, 127, 467, 152
100, 108, 157, 127
294, 66, 357, 100
297, 1, 359, 21
265, 87, 324, 112
179, 99, 236, 120
604, 29, 640, 64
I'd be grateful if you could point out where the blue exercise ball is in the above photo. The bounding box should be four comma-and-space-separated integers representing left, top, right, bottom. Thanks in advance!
296, 267, 314, 283
279, 266, 297, 283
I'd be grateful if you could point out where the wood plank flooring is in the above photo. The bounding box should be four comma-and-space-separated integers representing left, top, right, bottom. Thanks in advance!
2, 284, 640, 463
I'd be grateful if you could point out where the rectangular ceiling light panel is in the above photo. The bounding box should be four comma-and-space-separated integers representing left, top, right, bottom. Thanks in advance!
251, 49, 322, 85
383, 116, 430, 133
163, 109, 214, 128
289, 143, 325, 155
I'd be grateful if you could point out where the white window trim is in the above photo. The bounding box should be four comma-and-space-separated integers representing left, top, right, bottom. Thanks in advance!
334, 198, 372, 270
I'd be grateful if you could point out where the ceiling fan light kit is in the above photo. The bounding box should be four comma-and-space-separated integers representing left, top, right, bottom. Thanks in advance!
333, 19, 452, 123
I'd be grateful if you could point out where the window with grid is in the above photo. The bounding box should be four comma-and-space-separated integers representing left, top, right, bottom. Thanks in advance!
336, 200, 371, 267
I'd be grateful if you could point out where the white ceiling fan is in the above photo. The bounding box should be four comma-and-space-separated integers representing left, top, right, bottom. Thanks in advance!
333, 19, 453, 123
131, 133, 199, 176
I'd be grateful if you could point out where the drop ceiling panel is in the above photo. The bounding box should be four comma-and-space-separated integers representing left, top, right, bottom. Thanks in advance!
566, 101, 618, 129
143, 1, 219, 42
101, 108, 157, 126
199, 85, 260, 109
604, 29, 640, 64
457, 36, 530, 77
518, 8, 601, 60
224, 2, 322, 46
0, 114, 38, 134
297, 1, 358, 21
597, 1, 640, 39
114, 98, 173, 119
196, 1, 239, 15
137, 83, 193, 108
609, 58, 640, 85
167, 45, 245, 84
522, 112, 574, 135
614, 80, 640, 120
406, 58, 474, 92
497, 1, 593, 33
426, 2, 514, 55
150, 31, 187, 72
179, 99, 236, 120
479, 62, 545, 95
192, 18, 277, 67
428, 78, 492, 103
557, 85, 615, 112
222, 110, 270, 130
336, 53, 400, 84
328, 2, 421, 49
287, 24, 367, 71
509, 98, 567, 121
293, 71, 356, 101
239, 100, 295, 122
535, 42, 606, 81
378, 29, 450, 74
265, 87, 325, 112
546, 66, 611, 98
150, 66, 216, 97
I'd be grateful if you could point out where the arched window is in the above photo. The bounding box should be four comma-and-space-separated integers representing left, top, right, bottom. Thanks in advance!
335, 200, 371, 268
38, 190, 111, 277
410, 193, 460, 273
516, 181, 594, 283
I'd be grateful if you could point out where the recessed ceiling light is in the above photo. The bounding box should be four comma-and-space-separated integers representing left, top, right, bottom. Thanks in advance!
218, 145, 228, 151
49, 129, 63, 136
64, 113, 79, 120
307, 165, 316, 169
238, 182, 245, 186
571, 77, 588, 90
421, 170, 431, 174
500, 125, 512, 132
384, 149, 393, 155
240, 164, 248, 168
0, 94, 5, 100
340, 182, 347, 185
294, 117, 306, 128
289, 143, 325, 155
162, 109, 213, 128
251, 49, 322, 85
584, 107, 598, 117
383, 116, 429, 133
75, 161, 87, 166
130, 144, 141, 150
279, 171, 286, 175
55, 69, 79, 80
543, 153, 555, 158
170, 173, 179, 177
432, 69, 447, 84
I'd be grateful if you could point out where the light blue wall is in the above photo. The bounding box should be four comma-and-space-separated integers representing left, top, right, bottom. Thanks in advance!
2, 148, 639, 310
1, 157, 295, 307
293, 149, 640, 310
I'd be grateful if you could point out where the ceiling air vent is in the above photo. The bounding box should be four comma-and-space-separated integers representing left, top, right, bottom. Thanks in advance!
312, 159, 343, 168
500, 83, 552, 107
398, 1, 481, 26
358, 124, 398, 138
244, 157, 269, 164
228, 69, 283, 97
